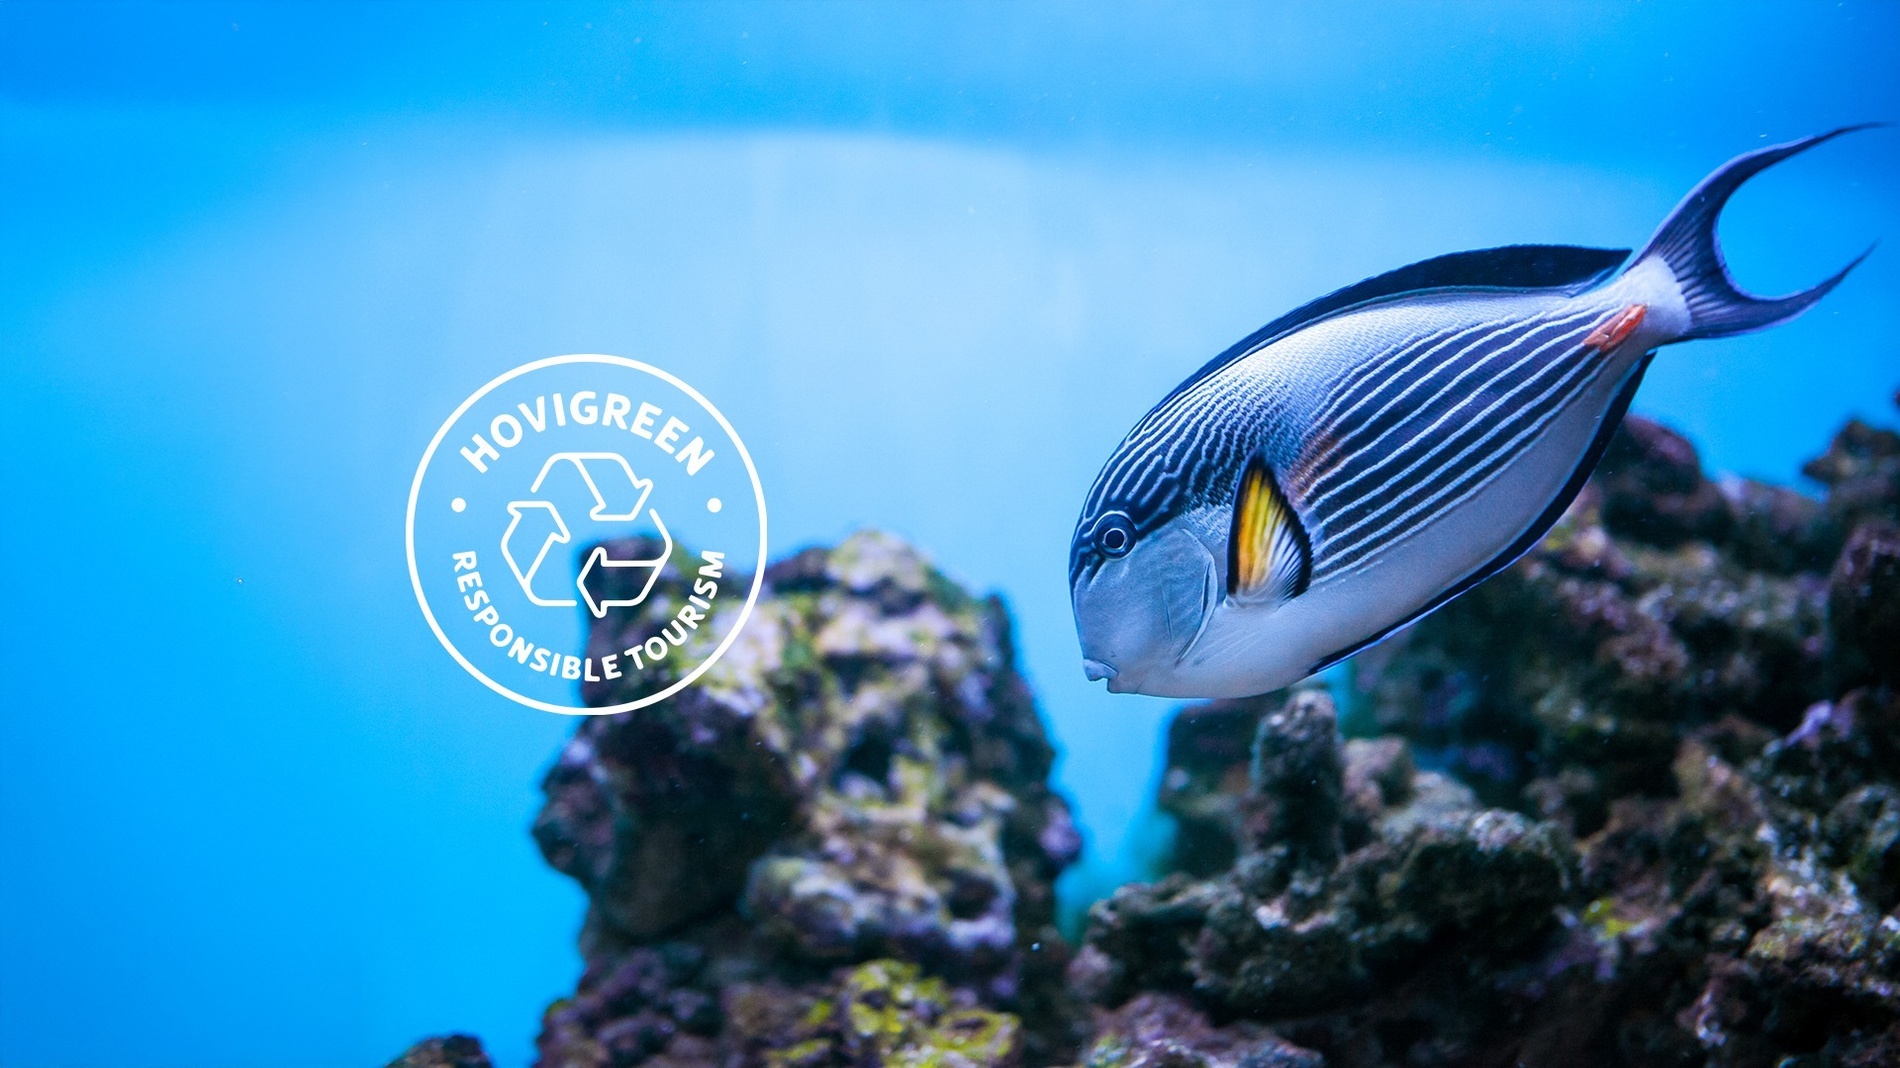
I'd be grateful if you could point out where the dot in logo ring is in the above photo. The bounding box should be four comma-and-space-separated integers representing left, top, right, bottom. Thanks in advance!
404, 353, 768, 715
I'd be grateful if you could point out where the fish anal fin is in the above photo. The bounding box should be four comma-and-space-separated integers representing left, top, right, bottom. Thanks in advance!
1228, 457, 1312, 604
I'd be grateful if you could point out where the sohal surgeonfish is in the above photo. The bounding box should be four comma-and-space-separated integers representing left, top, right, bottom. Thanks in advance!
1071, 127, 1877, 699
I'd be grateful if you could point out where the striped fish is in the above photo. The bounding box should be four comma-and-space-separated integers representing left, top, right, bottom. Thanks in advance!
1070, 127, 1875, 699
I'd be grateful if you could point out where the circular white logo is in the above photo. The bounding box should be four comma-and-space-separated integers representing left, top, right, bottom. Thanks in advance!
406, 354, 767, 714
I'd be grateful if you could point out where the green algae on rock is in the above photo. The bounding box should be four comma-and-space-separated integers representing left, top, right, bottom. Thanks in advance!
711, 959, 1024, 1068
530, 531, 1082, 1067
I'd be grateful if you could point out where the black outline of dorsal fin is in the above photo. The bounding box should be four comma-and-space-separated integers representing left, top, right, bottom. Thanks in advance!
1161, 244, 1631, 407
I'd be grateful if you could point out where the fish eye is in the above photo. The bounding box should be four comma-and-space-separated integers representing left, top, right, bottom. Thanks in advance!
1092, 512, 1136, 558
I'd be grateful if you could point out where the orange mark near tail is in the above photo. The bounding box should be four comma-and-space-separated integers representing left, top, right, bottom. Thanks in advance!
1584, 303, 1647, 353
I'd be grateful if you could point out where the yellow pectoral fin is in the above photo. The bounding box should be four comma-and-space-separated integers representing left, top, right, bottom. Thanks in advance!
1227, 457, 1313, 603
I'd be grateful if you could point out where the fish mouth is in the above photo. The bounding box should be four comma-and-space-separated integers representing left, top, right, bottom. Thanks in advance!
1082, 658, 1118, 683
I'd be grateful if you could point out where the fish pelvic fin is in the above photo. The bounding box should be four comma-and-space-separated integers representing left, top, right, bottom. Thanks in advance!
1635, 124, 1884, 341
1227, 457, 1312, 604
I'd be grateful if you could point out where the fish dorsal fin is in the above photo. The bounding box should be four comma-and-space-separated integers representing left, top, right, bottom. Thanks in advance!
1164, 244, 1632, 405
1228, 457, 1312, 604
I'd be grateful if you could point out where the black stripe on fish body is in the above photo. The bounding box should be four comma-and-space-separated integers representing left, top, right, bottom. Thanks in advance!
1082, 433, 1190, 533
1321, 408, 1571, 574
1313, 308, 1594, 463
1300, 314, 1580, 510
1296, 319, 1559, 506
1285, 319, 1514, 500
1090, 378, 1265, 526
1306, 352, 1654, 676
1109, 444, 1200, 530
1091, 394, 1218, 516
1317, 314, 1611, 572
1071, 390, 1266, 586
1299, 310, 1594, 535
1315, 305, 1599, 474
1306, 315, 1525, 443
1324, 330, 1613, 575
1316, 320, 1594, 528
1305, 322, 1479, 433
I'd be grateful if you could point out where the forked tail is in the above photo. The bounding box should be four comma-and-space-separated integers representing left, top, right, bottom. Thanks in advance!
1635, 124, 1880, 340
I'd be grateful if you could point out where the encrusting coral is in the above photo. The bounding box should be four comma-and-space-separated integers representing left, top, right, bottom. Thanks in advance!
390, 396, 1900, 1068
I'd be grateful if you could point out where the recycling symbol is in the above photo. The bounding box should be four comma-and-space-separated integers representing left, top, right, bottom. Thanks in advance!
500, 452, 672, 619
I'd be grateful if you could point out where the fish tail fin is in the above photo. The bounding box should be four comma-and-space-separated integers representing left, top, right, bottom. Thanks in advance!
1634, 124, 1882, 341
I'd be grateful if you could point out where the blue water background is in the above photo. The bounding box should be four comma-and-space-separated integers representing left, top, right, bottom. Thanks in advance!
3, 4, 1896, 1066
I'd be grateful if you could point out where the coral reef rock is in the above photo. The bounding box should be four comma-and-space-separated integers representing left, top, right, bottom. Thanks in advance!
1080, 993, 1323, 1068
530, 530, 1083, 1067
1076, 689, 1573, 1043
386, 1035, 494, 1068
1079, 406, 1900, 1067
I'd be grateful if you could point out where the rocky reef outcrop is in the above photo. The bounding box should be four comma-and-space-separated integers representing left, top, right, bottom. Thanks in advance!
387, 1035, 494, 1068
532, 530, 1081, 1067
1075, 400, 1900, 1066
1076, 689, 1568, 1063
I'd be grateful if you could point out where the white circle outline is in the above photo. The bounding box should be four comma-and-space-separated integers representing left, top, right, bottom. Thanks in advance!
405, 353, 768, 715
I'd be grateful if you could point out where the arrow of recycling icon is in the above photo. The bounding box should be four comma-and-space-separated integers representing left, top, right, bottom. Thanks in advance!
500, 452, 673, 618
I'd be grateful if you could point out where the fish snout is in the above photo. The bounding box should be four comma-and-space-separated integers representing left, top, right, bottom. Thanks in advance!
1082, 658, 1119, 683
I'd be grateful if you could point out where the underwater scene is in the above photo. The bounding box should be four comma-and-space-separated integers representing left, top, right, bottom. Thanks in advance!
3, 4, 1898, 1068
